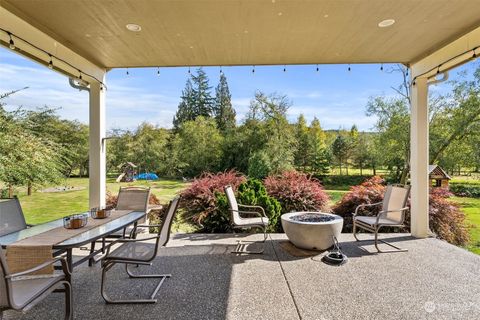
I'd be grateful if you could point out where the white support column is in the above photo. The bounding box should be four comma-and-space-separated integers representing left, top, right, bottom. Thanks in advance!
89, 79, 106, 208
410, 77, 430, 238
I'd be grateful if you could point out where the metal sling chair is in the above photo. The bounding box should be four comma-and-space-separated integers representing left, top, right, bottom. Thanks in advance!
88, 187, 151, 266
352, 184, 411, 253
100, 196, 180, 304
224, 185, 269, 254
0, 197, 32, 237
0, 251, 72, 320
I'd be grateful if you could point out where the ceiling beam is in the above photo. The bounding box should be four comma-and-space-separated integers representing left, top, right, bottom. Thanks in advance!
0, 7, 106, 84
411, 25, 480, 79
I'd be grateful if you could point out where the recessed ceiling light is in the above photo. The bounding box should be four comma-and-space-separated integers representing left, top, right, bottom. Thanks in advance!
324, 14, 329, 18
126, 23, 142, 32
278, 12, 283, 16
378, 19, 395, 27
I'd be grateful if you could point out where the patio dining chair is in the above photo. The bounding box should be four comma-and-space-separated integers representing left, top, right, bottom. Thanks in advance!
352, 184, 411, 253
224, 185, 269, 254
100, 196, 180, 304
89, 187, 151, 266
0, 252, 72, 320
0, 197, 32, 237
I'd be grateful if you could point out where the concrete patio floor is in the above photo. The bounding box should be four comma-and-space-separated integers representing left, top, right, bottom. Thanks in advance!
3, 233, 480, 320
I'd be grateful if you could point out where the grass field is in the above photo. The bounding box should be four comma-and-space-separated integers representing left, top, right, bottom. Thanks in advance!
452, 196, 480, 255
16, 178, 185, 225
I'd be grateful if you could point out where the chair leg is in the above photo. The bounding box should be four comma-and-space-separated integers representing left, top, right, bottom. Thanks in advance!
63, 281, 73, 320
101, 261, 171, 304
231, 225, 267, 254
374, 227, 408, 253
352, 220, 360, 241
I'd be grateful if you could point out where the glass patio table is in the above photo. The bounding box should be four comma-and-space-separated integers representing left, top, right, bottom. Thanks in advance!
0, 211, 145, 270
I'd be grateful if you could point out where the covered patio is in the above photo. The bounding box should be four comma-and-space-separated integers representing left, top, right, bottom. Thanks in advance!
1, 0, 480, 319
2, 233, 480, 319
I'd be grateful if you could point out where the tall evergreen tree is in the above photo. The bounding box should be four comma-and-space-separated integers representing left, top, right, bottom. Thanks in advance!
191, 68, 214, 118
173, 79, 195, 129
294, 114, 309, 170
213, 73, 236, 132
308, 117, 330, 174
173, 68, 214, 129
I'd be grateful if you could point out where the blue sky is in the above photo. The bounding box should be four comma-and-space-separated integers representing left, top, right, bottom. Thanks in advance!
0, 46, 477, 131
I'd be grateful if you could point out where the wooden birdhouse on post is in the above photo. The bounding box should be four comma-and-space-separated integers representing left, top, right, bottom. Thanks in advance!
429, 165, 451, 188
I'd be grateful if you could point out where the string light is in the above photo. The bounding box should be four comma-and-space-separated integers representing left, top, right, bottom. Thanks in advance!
348, 64, 351, 72
473, 50, 477, 60
406, 69, 409, 76
78, 70, 82, 80
380, 63, 384, 71
316, 64, 319, 72
283, 65, 286, 72
126, 68, 129, 76
188, 67, 191, 74
220, 66, 223, 74
436, 66, 441, 74
252, 65, 255, 74
0, 28, 107, 88
157, 67, 160, 76
8, 32, 15, 50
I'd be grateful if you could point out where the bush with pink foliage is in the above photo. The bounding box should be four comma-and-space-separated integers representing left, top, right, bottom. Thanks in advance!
264, 170, 330, 213
180, 170, 246, 225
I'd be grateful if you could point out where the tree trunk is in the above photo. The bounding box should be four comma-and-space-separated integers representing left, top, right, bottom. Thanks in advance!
399, 164, 410, 185
8, 184, 13, 198
373, 165, 376, 176
27, 182, 32, 196
339, 162, 342, 175
360, 165, 363, 176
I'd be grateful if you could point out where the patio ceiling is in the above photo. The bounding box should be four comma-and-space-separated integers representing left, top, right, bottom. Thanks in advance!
2, 0, 480, 69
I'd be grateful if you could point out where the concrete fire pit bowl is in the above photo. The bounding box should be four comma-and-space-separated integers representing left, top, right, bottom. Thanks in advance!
281, 212, 343, 251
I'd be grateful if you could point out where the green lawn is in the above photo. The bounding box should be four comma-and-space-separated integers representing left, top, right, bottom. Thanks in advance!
452, 196, 480, 255
17, 178, 186, 225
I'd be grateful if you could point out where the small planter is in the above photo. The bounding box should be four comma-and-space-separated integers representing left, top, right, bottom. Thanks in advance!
90, 207, 112, 219
63, 214, 88, 229
281, 212, 343, 251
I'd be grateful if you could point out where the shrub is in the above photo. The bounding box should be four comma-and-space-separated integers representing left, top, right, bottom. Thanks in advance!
332, 176, 386, 228
332, 177, 470, 246
179, 170, 246, 226
450, 183, 480, 198
428, 188, 470, 246
264, 170, 330, 214
211, 179, 283, 232
320, 175, 374, 189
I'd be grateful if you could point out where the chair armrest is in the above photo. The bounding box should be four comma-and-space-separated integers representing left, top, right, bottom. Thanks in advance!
237, 204, 267, 218
6, 257, 70, 279
146, 205, 163, 213
236, 210, 268, 224
353, 202, 383, 216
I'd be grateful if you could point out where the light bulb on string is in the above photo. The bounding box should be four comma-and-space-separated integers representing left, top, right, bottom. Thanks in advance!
380, 63, 384, 72
252, 65, 255, 74
157, 67, 160, 76
48, 55, 53, 69
78, 70, 82, 80
473, 50, 477, 61
316, 64, 319, 72
348, 64, 351, 72
126, 68, 129, 76
283, 65, 286, 72
220, 66, 223, 74
188, 67, 191, 74
8, 33, 15, 50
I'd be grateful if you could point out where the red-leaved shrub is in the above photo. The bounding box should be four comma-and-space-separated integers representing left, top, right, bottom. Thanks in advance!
264, 170, 330, 213
428, 188, 469, 246
180, 170, 246, 225
333, 177, 470, 246
332, 176, 386, 228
